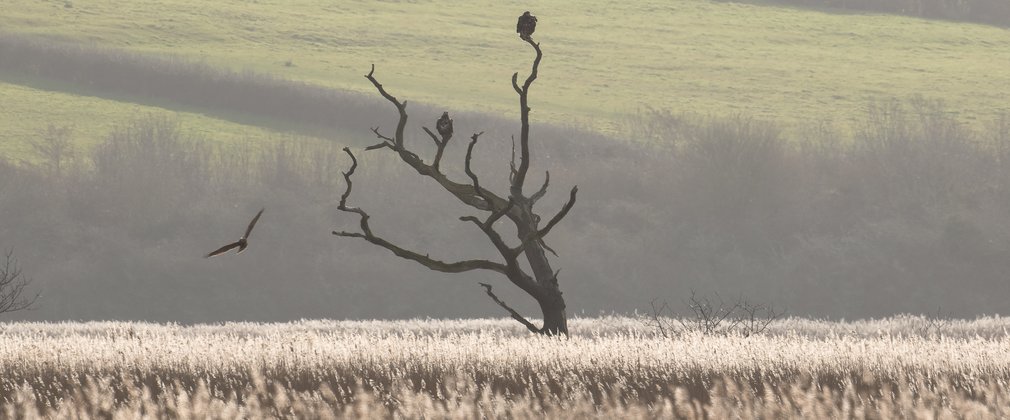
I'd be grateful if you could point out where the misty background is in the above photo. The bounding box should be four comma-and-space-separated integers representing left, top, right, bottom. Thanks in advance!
3, 32, 1010, 322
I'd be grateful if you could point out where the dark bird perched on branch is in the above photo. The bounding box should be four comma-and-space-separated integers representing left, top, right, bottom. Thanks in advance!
436, 112, 453, 140
204, 208, 264, 258
517, 11, 537, 41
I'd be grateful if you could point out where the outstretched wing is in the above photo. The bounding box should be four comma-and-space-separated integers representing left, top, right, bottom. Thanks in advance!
205, 241, 242, 258
243, 208, 265, 239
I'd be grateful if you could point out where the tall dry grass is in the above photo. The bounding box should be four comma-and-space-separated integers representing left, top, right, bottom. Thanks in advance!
2, 317, 1010, 418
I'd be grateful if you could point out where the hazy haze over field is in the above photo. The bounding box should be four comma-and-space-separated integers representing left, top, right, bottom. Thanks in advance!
2, 0, 1010, 323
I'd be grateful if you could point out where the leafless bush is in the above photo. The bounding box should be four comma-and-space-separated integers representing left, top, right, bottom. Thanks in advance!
0, 250, 38, 315
27, 124, 74, 177
643, 291, 785, 337
914, 307, 955, 338
732, 297, 788, 338
643, 299, 674, 338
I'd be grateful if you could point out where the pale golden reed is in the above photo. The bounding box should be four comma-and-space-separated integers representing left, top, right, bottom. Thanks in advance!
2, 316, 1009, 418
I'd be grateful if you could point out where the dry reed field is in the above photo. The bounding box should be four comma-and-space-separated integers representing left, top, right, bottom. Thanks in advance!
2, 316, 1010, 418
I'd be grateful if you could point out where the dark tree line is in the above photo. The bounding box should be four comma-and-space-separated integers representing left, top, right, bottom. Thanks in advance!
752, 0, 1010, 27
3, 102, 1010, 322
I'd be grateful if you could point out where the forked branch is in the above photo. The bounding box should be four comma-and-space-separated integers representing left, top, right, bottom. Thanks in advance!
512, 186, 579, 255
537, 186, 579, 240
365, 65, 407, 148
530, 171, 550, 204
422, 126, 452, 171
333, 148, 508, 275
464, 132, 494, 209
461, 132, 526, 266
364, 66, 511, 214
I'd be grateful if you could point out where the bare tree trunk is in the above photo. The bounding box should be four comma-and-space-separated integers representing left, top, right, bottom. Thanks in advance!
516, 209, 568, 335
536, 287, 568, 336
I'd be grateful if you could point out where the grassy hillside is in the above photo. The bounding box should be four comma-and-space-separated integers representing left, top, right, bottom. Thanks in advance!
3, 0, 1010, 136
0, 82, 308, 159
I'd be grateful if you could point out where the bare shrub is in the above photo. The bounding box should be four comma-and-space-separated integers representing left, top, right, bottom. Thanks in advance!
643, 291, 786, 337
0, 250, 38, 315
27, 124, 74, 177
914, 307, 955, 338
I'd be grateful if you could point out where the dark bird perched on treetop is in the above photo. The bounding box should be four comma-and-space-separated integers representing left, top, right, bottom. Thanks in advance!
436, 112, 453, 140
517, 11, 537, 41
204, 208, 264, 258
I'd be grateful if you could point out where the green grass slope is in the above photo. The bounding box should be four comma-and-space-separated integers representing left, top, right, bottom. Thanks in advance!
0, 82, 307, 159
4, 0, 1010, 134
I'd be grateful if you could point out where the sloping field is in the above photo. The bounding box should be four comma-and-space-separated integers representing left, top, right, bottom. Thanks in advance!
2, 0, 1010, 136
0, 81, 304, 158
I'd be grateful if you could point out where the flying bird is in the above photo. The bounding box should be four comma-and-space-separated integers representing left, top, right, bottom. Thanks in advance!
204, 208, 264, 258
517, 11, 537, 41
436, 112, 453, 140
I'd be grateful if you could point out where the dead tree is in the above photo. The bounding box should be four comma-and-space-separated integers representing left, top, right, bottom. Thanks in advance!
333, 37, 576, 335
1, 250, 39, 315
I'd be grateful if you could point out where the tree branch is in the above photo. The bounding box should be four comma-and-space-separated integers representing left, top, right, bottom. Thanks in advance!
365, 66, 510, 213
512, 186, 578, 255
530, 171, 550, 204
536, 186, 578, 241
422, 126, 452, 171
464, 131, 494, 209
460, 213, 513, 261
479, 282, 540, 333
336, 147, 371, 236
486, 198, 514, 226
334, 230, 506, 274
422, 126, 442, 148
510, 39, 543, 197
462, 132, 534, 267
520, 39, 543, 92
509, 136, 518, 185
365, 126, 391, 146
460, 195, 518, 258
365, 65, 407, 149
334, 147, 508, 275
365, 141, 390, 151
